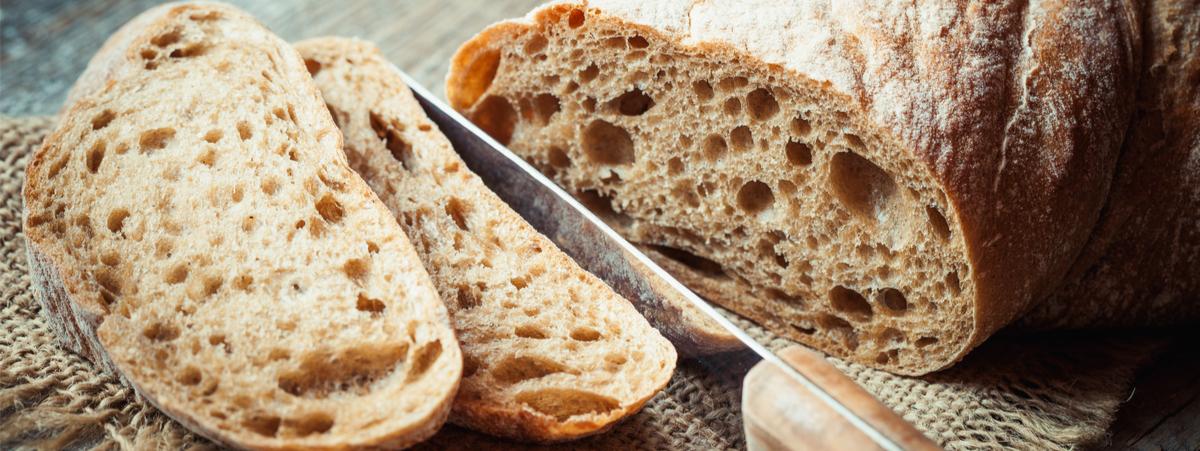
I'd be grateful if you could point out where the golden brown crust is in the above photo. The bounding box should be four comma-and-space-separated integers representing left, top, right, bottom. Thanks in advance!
447, 0, 1142, 374
1016, 0, 1199, 330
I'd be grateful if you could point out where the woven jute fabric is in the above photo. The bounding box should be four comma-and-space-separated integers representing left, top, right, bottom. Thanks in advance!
0, 115, 1166, 451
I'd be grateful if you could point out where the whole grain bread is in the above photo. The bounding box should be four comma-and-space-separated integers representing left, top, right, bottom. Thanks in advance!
23, 4, 462, 450
446, 0, 1142, 375
295, 37, 677, 444
1015, 0, 1200, 330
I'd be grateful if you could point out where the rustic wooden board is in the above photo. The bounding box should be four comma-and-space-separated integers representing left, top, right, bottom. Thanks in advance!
2, 1, 1197, 450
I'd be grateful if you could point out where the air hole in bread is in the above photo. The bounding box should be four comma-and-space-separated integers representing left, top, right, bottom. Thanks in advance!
95, 268, 122, 296
472, 96, 518, 145
196, 148, 216, 167
286, 412, 335, 438
366, 241, 380, 254
524, 34, 549, 55
602, 36, 626, 49
736, 181, 774, 214
92, 110, 116, 130
786, 141, 813, 165
578, 64, 600, 83
927, 206, 951, 240
460, 49, 502, 108
492, 355, 569, 384
187, 275, 222, 300
151, 29, 182, 47
354, 293, 385, 314
880, 288, 908, 313
47, 155, 69, 179
791, 116, 812, 136
723, 97, 741, 117
816, 313, 858, 350
279, 345, 407, 398
86, 142, 106, 174
628, 35, 650, 49
514, 325, 547, 339
791, 323, 817, 335
829, 286, 873, 320
243, 415, 281, 438
143, 322, 180, 342
577, 190, 632, 227
766, 288, 803, 307
516, 388, 619, 422
880, 327, 906, 346
233, 273, 252, 292
260, 178, 279, 196
177, 365, 202, 386
570, 328, 601, 341
463, 355, 481, 379
106, 209, 130, 234
611, 88, 654, 116
845, 134, 866, 150
567, 9, 585, 28
829, 151, 898, 225
344, 259, 368, 284
100, 250, 120, 267
304, 58, 321, 76
532, 93, 561, 125
946, 271, 961, 296
446, 197, 470, 231
915, 337, 938, 348
237, 122, 252, 141
746, 88, 781, 121
197, 131, 222, 147
730, 126, 753, 153
140, 49, 157, 60
582, 120, 634, 165
547, 146, 571, 170
139, 127, 175, 153
692, 80, 715, 102
456, 284, 483, 310
511, 277, 529, 290
702, 134, 727, 161
645, 244, 728, 280
582, 97, 597, 113
315, 194, 344, 224
405, 340, 443, 382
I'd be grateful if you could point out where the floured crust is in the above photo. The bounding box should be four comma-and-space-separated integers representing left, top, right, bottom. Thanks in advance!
24, 3, 461, 450
297, 37, 676, 444
446, 0, 1140, 375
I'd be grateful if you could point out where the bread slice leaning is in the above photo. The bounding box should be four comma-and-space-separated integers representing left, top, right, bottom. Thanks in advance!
294, 37, 676, 444
446, 0, 1141, 375
23, 4, 461, 450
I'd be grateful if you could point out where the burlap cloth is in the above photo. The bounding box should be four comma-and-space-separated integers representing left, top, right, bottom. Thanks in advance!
0, 116, 1170, 451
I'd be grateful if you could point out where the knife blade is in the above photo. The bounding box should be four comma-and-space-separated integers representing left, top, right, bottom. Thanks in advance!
393, 65, 930, 451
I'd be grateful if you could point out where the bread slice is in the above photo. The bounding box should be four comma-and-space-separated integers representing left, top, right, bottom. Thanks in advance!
23, 4, 461, 450
446, 0, 1141, 375
294, 37, 676, 444
1016, 0, 1200, 330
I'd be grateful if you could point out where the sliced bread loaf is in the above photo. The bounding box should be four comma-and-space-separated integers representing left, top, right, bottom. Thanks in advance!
23, 4, 461, 450
446, 0, 1141, 375
294, 37, 676, 444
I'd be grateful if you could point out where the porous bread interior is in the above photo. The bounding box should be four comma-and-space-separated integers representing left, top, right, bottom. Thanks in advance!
22, 8, 460, 450
298, 37, 675, 443
453, 7, 976, 375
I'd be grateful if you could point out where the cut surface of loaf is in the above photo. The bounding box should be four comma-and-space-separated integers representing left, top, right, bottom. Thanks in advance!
295, 37, 676, 444
23, 4, 461, 450
447, 0, 1140, 375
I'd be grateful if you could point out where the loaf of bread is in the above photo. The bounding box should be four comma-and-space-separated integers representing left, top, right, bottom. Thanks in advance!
447, 0, 1142, 375
295, 37, 676, 443
1016, 0, 1200, 330
24, 4, 461, 450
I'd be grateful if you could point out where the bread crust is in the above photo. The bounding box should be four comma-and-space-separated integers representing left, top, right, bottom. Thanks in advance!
447, 0, 1142, 374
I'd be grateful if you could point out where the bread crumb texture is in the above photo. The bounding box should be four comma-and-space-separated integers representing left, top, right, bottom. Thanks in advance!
446, 0, 1137, 375
23, 4, 460, 450
298, 37, 676, 444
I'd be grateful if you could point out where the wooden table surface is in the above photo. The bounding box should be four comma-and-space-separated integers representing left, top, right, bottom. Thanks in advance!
2, 1, 1197, 450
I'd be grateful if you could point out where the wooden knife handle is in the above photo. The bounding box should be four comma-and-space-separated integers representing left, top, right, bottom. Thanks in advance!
743, 346, 943, 451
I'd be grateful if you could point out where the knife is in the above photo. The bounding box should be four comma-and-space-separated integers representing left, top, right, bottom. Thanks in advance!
393, 66, 941, 451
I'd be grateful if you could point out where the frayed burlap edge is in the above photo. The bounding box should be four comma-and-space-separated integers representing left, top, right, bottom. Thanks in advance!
0, 116, 1168, 451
